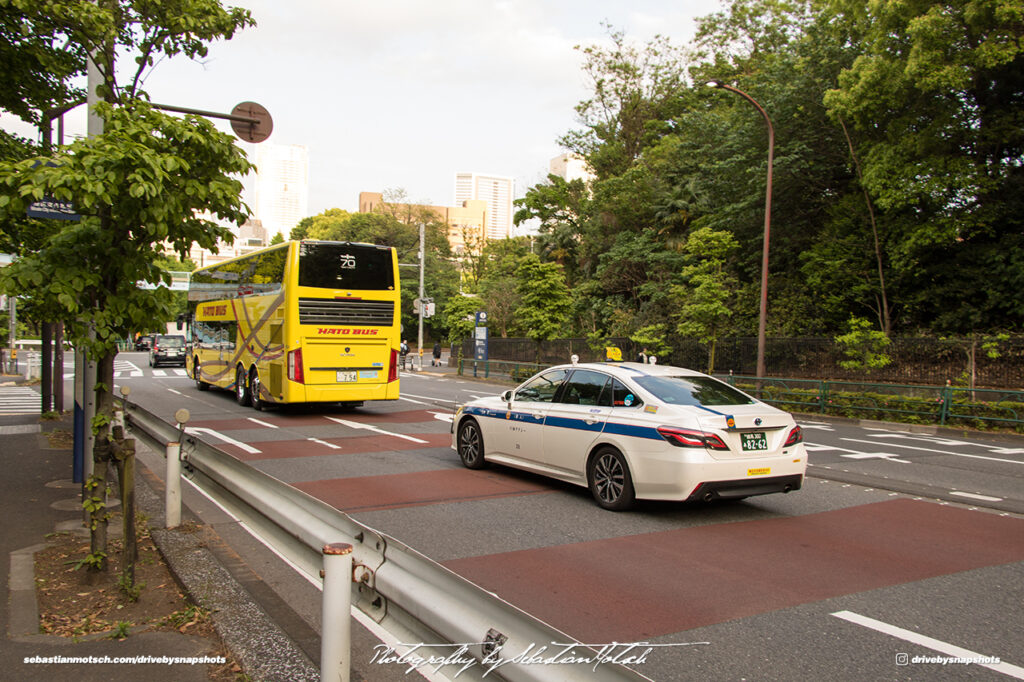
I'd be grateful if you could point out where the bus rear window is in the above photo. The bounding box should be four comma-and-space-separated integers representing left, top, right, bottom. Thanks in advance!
298, 243, 395, 290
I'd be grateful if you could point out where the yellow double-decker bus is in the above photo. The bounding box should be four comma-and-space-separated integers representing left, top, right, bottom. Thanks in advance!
186, 240, 401, 410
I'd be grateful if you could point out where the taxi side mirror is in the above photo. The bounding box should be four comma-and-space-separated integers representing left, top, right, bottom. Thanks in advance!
501, 390, 513, 405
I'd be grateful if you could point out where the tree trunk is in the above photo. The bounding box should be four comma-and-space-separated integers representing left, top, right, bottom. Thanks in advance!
87, 352, 117, 571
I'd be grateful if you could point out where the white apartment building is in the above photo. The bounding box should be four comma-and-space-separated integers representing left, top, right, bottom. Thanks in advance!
251, 143, 309, 239
454, 172, 515, 240
549, 152, 595, 184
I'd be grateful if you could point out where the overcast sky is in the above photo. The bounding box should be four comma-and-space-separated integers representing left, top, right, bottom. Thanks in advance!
3, 0, 722, 220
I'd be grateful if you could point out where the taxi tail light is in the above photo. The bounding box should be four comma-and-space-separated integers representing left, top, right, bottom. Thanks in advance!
388, 349, 399, 382
657, 426, 729, 451
288, 348, 304, 383
784, 425, 804, 446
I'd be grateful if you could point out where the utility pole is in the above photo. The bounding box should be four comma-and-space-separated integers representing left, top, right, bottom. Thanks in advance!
417, 222, 425, 371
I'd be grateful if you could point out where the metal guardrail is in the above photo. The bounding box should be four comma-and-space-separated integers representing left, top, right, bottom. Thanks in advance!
123, 400, 652, 682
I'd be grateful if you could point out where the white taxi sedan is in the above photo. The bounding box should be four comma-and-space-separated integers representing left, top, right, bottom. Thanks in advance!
452, 361, 806, 510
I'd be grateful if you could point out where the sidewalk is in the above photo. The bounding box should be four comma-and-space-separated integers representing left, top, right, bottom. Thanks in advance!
0, 374, 317, 681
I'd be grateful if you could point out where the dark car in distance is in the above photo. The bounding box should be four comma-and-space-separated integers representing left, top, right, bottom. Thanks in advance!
134, 335, 153, 351
149, 334, 187, 367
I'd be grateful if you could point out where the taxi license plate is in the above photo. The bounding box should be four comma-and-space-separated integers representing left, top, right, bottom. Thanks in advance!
741, 432, 767, 451
337, 371, 357, 382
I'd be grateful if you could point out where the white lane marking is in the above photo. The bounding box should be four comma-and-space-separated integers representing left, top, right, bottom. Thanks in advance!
398, 396, 430, 405
805, 443, 862, 453
167, 388, 183, 396
841, 452, 912, 464
185, 427, 261, 454
430, 411, 454, 423
842, 438, 1024, 465
831, 610, 1024, 679
400, 392, 456, 405
949, 491, 1003, 502
799, 423, 836, 431
326, 417, 428, 444
247, 417, 278, 429
870, 432, 1024, 455
152, 369, 167, 377
307, 437, 341, 450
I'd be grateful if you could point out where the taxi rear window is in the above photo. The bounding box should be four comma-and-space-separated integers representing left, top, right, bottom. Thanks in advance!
634, 375, 754, 406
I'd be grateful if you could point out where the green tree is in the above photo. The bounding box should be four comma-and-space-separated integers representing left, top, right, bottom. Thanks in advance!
824, 0, 1024, 332
478, 238, 531, 337
835, 315, 892, 372
442, 293, 478, 347
673, 227, 740, 373
0, 2, 86, 125
513, 254, 572, 360
0, 0, 253, 577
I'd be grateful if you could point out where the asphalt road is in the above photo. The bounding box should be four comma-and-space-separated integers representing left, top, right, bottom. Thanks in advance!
41, 353, 1024, 681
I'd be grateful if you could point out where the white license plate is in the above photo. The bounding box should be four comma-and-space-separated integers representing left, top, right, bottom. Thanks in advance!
337, 371, 357, 382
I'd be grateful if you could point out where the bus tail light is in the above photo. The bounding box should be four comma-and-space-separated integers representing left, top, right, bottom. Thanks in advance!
388, 348, 399, 382
288, 348, 304, 383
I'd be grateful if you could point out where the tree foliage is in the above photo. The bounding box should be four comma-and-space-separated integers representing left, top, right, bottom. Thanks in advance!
502, 0, 1022, 354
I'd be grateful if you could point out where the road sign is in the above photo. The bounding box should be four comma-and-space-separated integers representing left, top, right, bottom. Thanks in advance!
230, 101, 273, 143
27, 197, 80, 221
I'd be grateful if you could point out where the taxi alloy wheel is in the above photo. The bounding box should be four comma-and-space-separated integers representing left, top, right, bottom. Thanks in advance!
457, 418, 487, 469
588, 447, 635, 511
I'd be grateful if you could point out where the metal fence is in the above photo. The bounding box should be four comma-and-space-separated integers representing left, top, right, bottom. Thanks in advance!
719, 375, 1024, 432
453, 358, 1024, 433
459, 336, 1024, 389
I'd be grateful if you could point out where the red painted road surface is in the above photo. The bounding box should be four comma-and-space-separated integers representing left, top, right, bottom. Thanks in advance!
195, 405, 1024, 645
445, 499, 1024, 642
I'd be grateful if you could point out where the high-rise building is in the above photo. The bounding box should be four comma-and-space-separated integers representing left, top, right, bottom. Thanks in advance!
549, 152, 595, 184
251, 143, 309, 240
454, 172, 515, 240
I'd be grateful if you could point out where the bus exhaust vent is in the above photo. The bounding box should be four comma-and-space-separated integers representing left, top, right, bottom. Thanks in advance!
299, 298, 395, 326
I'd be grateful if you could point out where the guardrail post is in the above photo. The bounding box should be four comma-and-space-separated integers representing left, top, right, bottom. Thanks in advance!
166, 408, 190, 529
166, 442, 181, 529
819, 380, 827, 414
321, 542, 353, 682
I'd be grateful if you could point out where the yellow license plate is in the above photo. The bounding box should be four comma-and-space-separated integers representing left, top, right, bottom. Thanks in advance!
747, 467, 771, 477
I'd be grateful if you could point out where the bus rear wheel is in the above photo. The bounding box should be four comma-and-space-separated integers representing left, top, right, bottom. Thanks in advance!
194, 359, 209, 391
235, 366, 251, 406
250, 367, 265, 411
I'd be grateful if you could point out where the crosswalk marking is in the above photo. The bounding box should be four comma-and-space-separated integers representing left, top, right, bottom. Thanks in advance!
0, 386, 40, 415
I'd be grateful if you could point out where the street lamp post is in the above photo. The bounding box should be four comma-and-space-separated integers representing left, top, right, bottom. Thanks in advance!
706, 81, 774, 381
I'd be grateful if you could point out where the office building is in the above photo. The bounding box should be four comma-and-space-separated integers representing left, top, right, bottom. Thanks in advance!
358, 191, 488, 256
454, 172, 515, 240
251, 143, 309, 240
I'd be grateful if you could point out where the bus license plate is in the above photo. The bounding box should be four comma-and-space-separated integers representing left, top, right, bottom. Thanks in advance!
337, 371, 357, 383
741, 432, 767, 451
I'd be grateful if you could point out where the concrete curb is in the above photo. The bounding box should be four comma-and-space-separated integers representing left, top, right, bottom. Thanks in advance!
135, 465, 320, 682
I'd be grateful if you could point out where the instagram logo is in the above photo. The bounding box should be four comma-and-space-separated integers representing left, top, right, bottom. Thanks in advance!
896, 653, 909, 666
